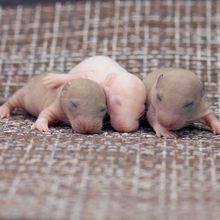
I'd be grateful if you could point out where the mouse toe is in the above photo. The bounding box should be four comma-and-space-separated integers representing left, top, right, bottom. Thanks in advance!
211, 121, 220, 135
155, 126, 177, 139
0, 105, 10, 119
31, 118, 49, 132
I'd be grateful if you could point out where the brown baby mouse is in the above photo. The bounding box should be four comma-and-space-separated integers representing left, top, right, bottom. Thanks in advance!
143, 68, 220, 138
0, 73, 107, 134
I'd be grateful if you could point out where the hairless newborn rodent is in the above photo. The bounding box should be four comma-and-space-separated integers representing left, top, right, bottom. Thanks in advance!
43, 56, 146, 132
143, 68, 220, 138
0, 73, 107, 134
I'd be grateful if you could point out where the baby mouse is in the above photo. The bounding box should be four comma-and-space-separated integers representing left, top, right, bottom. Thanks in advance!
0, 73, 107, 134
143, 68, 220, 138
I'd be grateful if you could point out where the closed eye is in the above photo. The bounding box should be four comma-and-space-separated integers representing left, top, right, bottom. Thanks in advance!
139, 108, 146, 119
157, 93, 162, 102
69, 100, 78, 108
100, 107, 107, 113
183, 101, 194, 109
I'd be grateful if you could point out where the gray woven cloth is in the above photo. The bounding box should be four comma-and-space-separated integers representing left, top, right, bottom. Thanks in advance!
0, 0, 220, 220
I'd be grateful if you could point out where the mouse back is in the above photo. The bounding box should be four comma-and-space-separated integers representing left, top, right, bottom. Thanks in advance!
23, 72, 62, 116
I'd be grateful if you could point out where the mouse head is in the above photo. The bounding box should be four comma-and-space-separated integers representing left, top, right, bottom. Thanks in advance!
151, 70, 204, 130
60, 79, 107, 134
102, 73, 146, 132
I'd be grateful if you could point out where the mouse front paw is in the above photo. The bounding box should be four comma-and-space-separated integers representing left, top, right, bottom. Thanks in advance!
155, 127, 177, 138
31, 118, 49, 132
0, 105, 10, 119
211, 120, 220, 135
200, 112, 220, 135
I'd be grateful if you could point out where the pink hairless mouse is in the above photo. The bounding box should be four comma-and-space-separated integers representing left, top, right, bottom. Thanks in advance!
143, 68, 220, 138
43, 56, 146, 132
0, 73, 107, 134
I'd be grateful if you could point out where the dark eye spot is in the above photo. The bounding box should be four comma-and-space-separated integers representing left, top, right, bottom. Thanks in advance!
139, 109, 145, 117
157, 93, 162, 102
69, 100, 78, 108
183, 101, 194, 109
100, 106, 107, 113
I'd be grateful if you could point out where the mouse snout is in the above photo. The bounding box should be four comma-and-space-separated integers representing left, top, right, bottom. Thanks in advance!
158, 113, 183, 130
71, 117, 102, 134
111, 118, 139, 132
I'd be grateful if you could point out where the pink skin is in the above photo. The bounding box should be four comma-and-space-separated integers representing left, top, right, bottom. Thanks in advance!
43, 56, 146, 132
143, 68, 220, 138
200, 112, 220, 134
0, 74, 107, 134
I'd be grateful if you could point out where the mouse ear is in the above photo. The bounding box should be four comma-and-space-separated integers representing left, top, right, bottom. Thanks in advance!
103, 86, 122, 106
101, 72, 118, 87
200, 80, 205, 97
156, 74, 163, 89
61, 81, 78, 101
60, 82, 71, 96
111, 95, 122, 106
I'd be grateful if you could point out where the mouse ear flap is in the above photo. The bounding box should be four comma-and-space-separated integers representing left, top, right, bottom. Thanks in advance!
200, 80, 205, 97
101, 73, 122, 106
103, 86, 122, 106
156, 74, 163, 89
60, 83, 71, 101
112, 95, 122, 106
61, 82, 71, 93
101, 72, 118, 87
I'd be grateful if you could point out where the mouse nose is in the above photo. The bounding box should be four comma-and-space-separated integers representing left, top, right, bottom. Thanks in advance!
158, 114, 181, 129
111, 119, 139, 132
72, 118, 102, 134
163, 120, 176, 129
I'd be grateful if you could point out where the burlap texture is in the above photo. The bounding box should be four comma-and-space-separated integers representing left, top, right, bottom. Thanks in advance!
0, 1, 220, 220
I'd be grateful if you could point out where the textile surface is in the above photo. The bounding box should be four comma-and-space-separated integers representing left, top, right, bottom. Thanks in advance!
0, 0, 220, 219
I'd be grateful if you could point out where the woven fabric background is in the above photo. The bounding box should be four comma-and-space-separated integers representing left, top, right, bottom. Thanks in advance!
0, 0, 220, 220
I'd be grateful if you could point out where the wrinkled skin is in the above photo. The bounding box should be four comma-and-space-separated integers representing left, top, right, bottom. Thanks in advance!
143, 68, 220, 138
0, 73, 107, 134
43, 56, 146, 132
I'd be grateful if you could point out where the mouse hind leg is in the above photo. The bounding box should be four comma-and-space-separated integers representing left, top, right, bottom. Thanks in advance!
200, 112, 220, 135
0, 88, 25, 119
43, 71, 93, 88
